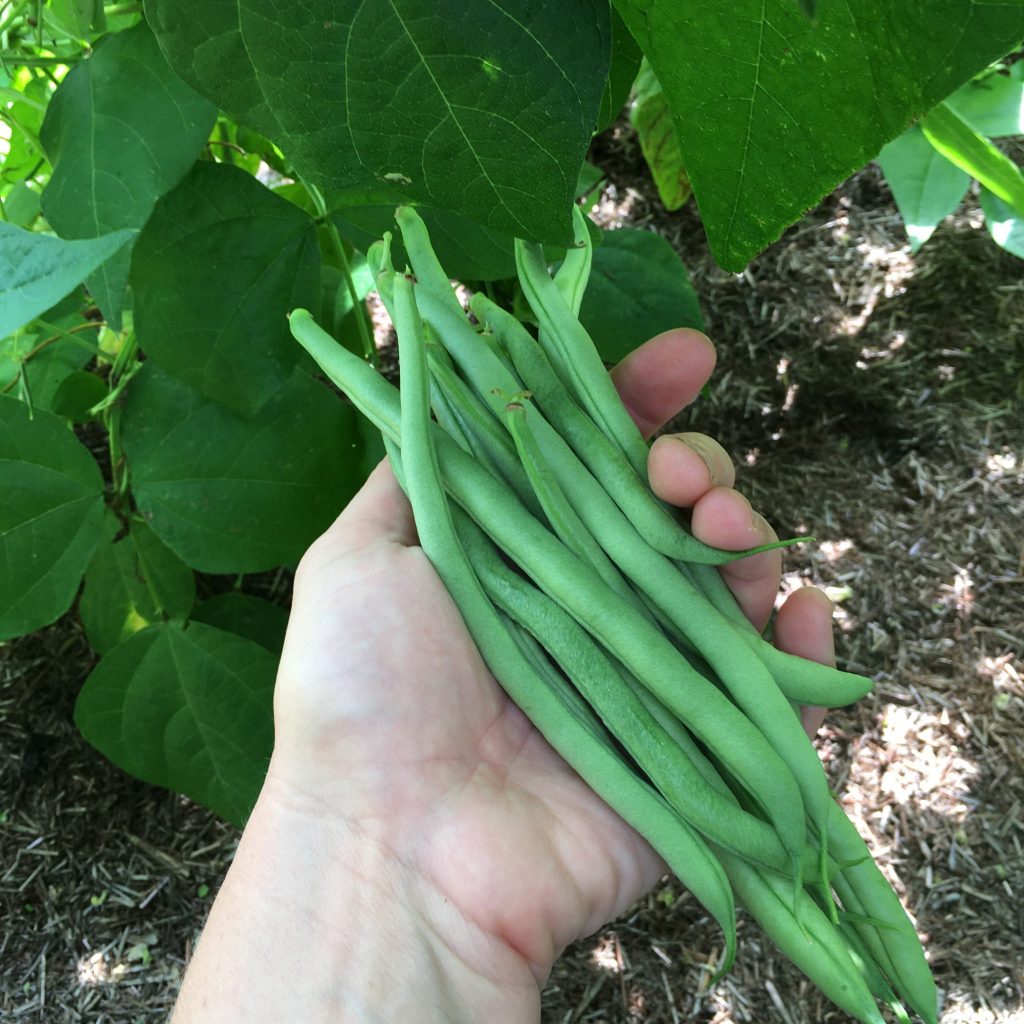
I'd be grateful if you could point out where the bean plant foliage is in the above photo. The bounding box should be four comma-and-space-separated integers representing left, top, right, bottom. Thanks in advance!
2, 0, 1021, 824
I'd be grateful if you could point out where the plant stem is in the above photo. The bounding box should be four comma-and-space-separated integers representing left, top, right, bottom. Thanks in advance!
103, 1, 142, 15
0, 52, 81, 66
303, 179, 376, 365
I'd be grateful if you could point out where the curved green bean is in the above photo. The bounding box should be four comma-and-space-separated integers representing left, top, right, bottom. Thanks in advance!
514, 225, 650, 479
721, 852, 886, 1024
827, 807, 938, 1024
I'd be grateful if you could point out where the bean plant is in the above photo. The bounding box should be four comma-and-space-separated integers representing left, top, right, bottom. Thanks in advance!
1, 0, 1021, 829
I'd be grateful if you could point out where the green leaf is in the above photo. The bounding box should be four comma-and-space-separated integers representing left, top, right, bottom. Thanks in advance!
74, 620, 276, 824
2, 182, 42, 229
191, 593, 288, 654
0, 78, 49, 185
981, 186, 1024, 259
921, 101, 1024, 219
631, 60, 691, 212
39, 21, 217, 329
613, 0, 1024, 270
579, 228, 703, 364
0, 395, 104, 640
1, 290, 101, 413
332, 204, 517, 283
122, 363, 364, 573
0, 223, 136, 339
48, 369, 108, 422
131, 162, 321, 416
596, 6, 642, 133
947, 65, 1024, 138
146, 0, 611, 245
877, 125, 970, 252
45, 0, 98, 38
80, 517, 196, 654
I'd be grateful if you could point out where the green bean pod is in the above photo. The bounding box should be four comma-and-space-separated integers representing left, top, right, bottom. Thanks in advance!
427, 346, 541, 516
471, 291, 872, 708
827, 808, 938, 1024
514, 231, 651, 479
502, 401, 657, 625
551, 204, 592, 315
719, 852, 886, 1024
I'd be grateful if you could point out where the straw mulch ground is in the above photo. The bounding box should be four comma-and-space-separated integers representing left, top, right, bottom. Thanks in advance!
1, 135, 1022, 1022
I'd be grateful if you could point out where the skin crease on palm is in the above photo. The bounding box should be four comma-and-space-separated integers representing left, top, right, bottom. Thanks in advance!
173, 328, 837, 1022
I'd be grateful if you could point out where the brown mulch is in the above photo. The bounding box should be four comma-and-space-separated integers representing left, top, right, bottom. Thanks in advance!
2, 128, 1023, 1021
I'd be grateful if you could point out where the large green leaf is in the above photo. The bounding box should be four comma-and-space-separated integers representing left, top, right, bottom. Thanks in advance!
613, 0, 1024, 270
39, 21, 216, 328
579, 228, 703, 364
0, 223, 135, 338
0, 77, 49, 185
131, 162, 321, 416
947, 64, 1024, 138
191, 592, 289, 655
145, 0, 610, 245
921, 101, 1024, 219
981, 186, 1024, 259
1, 289, 101, 414
75, 620, 276, 824
332, 203, 517, 283
122, 363, 363, 573
631, 60, 691, 212
877, 125, 971, 253
595, 6, 643, 134
80, 517, 196, 654
0, 395, 104, 640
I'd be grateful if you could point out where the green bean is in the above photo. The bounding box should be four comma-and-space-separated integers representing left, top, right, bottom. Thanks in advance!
720, 852, 886, 1024
514, 230, 651, 479
427, 346, 541, 516
836, 921, 913, 1024
289, 308, 808, 867
551, 204, 592, 315
503, 401, 657, 625
469, 291, 789, 566
827, 807, 938, 1024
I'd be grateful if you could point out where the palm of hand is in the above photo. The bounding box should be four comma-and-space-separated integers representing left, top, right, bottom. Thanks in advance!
272, 514, 662, 975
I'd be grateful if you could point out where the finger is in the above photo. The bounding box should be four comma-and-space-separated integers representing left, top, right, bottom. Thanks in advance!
772, 587, 835, 738
690, 489, 783, 630
610, 329, 717, 439
648, 432, 737, 507
325, 458, 417, 550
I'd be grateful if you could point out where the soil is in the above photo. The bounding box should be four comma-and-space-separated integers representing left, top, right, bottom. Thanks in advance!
2, 126, 1022, 1022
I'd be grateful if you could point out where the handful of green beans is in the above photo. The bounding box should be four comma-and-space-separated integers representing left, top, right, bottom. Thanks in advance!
289, 207, 937, 1024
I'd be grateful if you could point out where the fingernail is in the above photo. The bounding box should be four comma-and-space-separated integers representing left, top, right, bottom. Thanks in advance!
677, 434, 715, 480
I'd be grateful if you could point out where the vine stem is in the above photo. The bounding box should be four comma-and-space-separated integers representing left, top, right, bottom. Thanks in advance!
302, 179, 377, 365
103, 1, 142, 15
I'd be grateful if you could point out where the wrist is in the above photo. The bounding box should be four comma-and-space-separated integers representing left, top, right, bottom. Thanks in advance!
173, 761, 542, 1024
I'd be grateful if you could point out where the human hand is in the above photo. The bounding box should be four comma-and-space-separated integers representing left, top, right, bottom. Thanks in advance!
271, 327, 833, 959
173, 328, 835, 1024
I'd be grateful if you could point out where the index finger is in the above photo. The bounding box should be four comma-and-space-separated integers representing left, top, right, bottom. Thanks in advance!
610, 329, 717, 439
